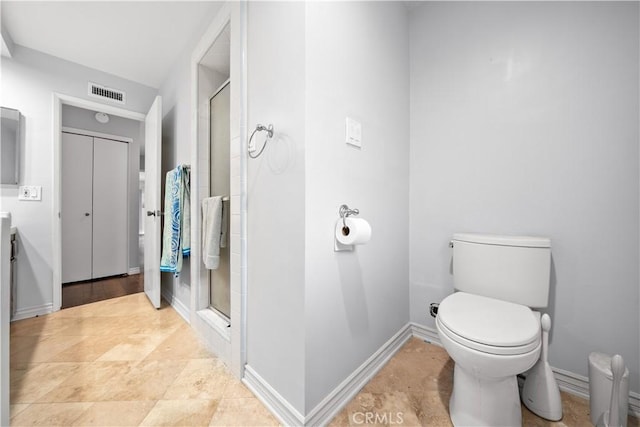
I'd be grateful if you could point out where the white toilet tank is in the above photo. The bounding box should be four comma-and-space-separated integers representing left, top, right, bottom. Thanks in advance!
452, 233, 551, 308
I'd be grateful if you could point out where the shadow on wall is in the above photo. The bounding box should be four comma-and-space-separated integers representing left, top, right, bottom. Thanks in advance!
18, 112, 26, 184
264, 132, 296, 175
158, 105, 192, 292
161, 105, 177, 178
337, 253, 369, 336
545, 256, 558, 344
249, 130, 297, 178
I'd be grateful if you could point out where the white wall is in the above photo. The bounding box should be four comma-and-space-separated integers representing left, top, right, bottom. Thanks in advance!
409, 2, 639, 393
61, 104, 144, 270
0, 46, 156, 315
304, 1, 409, 411
245, 1, 410, 416
156, 1, 229, 332
158, 40, 194, 315
246, 1, 307, 414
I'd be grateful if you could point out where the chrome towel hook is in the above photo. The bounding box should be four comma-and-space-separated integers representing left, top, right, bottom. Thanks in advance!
248, 123, 274, 159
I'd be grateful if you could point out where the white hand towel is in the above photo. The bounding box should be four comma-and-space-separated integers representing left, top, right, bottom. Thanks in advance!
219, 201, 228, 249
202, 196, 223, 270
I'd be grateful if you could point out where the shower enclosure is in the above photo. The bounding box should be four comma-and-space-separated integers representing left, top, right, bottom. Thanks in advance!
209, 80, 231, 319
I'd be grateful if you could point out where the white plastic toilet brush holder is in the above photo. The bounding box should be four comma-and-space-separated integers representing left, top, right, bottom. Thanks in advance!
521, 313, 563, 421
597, 355, 626, 427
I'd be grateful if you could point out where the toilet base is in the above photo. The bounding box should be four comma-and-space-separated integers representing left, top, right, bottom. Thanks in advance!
449, 363, 522, 427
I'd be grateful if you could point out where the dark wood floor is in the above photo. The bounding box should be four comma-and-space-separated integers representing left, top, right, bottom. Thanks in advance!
62, 274, 144, 309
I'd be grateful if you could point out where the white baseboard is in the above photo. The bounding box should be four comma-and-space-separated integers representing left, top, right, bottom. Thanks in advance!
244, 324, 413, 426
305, 323, 413, 426
160, 290, 189, 323
410, 321, 442, 346
128, 267, 141, 275
11, 303, 53, 321
411, 322, 640, 419
242, 320, 639, 425
243, 365, 305, 426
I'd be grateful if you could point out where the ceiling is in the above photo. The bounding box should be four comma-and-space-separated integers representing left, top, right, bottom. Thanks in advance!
1, 1, 224, 88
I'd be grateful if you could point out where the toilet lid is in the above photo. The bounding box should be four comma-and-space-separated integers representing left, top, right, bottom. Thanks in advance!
438, 292, 540, 349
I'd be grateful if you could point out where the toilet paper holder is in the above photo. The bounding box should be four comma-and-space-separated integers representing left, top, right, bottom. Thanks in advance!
335, 204, 361, 252
339, 204, 359, 228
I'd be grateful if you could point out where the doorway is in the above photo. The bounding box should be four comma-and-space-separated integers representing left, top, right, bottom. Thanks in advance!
52, 93, 162, 313
196, 21, 231, 323
59, 105, 143, 308
189, 3, 247, 377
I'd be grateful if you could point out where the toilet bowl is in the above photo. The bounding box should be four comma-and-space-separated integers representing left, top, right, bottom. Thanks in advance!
436, 292, 542, 426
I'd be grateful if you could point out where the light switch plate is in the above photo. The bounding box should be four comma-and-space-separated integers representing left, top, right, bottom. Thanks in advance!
18, 185, 42, 201
345, 117, 362, 148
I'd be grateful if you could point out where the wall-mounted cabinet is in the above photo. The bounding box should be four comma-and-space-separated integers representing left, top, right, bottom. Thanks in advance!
1, 107, 21, 185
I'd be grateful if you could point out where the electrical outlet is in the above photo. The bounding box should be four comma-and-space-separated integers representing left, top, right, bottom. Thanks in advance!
18, 185, 42, 201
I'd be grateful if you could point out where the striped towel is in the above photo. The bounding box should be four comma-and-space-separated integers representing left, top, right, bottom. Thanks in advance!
160, 165, 191, 276
181, 166, 191, 256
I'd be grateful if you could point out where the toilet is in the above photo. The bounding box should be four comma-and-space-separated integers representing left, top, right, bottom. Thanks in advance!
436, 233, 551, 427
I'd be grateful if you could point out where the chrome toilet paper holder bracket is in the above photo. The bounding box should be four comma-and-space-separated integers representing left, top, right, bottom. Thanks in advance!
335, 204, 361, 252
339, 204, 359, 229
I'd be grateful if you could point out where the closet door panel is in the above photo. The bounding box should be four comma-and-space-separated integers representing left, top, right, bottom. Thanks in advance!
92, 137, 128, 279
61, 132, 93, 283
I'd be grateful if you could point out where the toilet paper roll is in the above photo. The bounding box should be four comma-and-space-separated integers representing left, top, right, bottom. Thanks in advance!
335, 218, 372, 245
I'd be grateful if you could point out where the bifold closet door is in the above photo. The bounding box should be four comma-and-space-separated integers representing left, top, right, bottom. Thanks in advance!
92, 137, 128, 278
61, 133, 94, 283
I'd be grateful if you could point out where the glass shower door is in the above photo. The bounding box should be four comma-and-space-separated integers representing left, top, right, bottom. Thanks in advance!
209, 81, 231, 319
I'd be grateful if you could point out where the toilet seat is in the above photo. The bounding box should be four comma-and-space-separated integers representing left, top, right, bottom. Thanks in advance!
438, 292, 541, 356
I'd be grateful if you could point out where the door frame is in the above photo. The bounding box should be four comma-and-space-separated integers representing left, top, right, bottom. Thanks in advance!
52, 93, 145, 311
190, 2, 247, 378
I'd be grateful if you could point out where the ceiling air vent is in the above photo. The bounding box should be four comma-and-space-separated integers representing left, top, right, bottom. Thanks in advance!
88, 82, 126, 105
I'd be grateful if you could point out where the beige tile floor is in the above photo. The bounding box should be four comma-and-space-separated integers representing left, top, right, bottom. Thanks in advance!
331, 337, 640, 427
10, 293, 278, 427
11, 293, 639, 426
